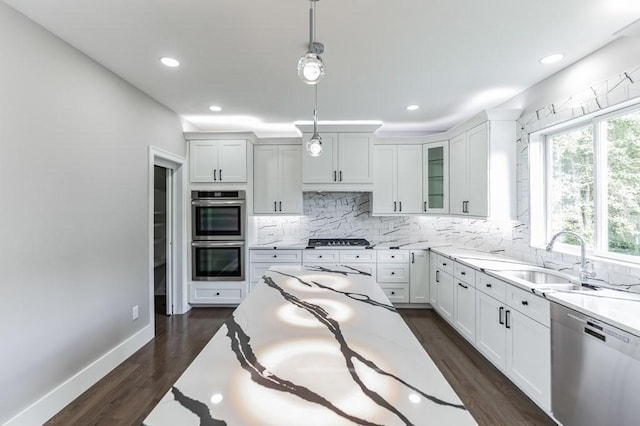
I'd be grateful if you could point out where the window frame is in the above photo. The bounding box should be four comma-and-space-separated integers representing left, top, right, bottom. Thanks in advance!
530, 98, 640, 265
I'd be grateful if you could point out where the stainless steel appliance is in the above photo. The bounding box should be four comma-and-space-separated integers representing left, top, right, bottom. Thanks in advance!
551, 303, 640, 426
307, 238, 371, 248
191, 241, 245, 281
191, 190, 245, 241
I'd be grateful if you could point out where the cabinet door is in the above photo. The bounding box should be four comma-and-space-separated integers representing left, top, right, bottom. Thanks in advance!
190, 141, 219, 183
396, 145, 423, 214
217, 140, 247, 182
409, 250, 429, 303
506, 309, 551, 411
475, 291, 506, 370
466, 123, 488, 216
278, 145, 302, 214
454, 280, 476, 343
302, 133, 337, 183
338, 133, 373, 183
423, 141, 449, 214
436, 271, 454, 323
373, 145, 397, 214
253, 146, 279, 214
449, 133, 467, 215
429, 252, 438, 306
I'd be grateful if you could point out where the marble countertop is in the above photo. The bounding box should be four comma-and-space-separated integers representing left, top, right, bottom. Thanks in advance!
249, 241, 439, 250
249, 242, 308, 250
431, 246, 640, 337
144, 265, 476, 425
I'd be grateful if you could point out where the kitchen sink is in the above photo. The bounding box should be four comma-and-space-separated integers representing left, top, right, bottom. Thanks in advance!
500, 269, 573, 284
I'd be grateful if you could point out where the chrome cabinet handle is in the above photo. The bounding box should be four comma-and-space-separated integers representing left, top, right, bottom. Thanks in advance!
499, 306, 504, 325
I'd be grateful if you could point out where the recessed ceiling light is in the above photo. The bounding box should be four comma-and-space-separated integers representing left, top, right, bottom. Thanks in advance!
209, 105, 222, 112
539, 53, 564, 65
406, 105, 420, 111
160, 57, 180, 67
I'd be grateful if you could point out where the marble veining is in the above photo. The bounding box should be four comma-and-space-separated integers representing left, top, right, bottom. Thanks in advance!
144, 266, 474, 425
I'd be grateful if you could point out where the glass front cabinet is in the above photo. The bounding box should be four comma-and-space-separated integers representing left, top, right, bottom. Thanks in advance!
423, 141, 449, 214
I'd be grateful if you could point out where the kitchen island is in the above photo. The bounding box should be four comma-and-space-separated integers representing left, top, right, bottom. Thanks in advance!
144, 265, 475, 425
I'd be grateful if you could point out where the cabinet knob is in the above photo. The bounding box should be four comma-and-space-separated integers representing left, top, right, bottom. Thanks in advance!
391, 255, 395, 258
391, 272, 395, 275
522, 300, 529, 306
391, 291, 396, 295
272, 255, 277, 258
216, 292, 220, 296
356, 255, 360, 258
319, 255, 323, 258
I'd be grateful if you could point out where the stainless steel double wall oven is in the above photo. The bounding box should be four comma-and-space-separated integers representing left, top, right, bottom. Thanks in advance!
191, 190, 245, 281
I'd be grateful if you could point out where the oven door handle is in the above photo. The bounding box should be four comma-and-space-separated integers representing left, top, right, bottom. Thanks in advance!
191, 200, 245, 207
191, 241, 245, 248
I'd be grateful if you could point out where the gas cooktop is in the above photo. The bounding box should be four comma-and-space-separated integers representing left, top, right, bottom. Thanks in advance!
307, 238, 371, 248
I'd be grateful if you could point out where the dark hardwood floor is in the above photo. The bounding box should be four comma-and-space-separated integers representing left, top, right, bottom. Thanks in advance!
46, 308, 554, 425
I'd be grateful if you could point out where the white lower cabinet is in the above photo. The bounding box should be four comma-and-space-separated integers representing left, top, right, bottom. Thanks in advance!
453, 278, 476, 344
409, 250, 429, 303
428, 251, 438, 306
376, 250, 409, 303
189, 284, 245, 305
473, 272, 551, 412
435, 268, 455, 322
249, 249, 302, 291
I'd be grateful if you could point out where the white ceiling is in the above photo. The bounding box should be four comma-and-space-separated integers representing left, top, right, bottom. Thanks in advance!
4, 0, 640, 137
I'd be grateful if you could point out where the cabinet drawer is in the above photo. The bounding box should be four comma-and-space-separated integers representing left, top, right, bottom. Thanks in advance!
454, 262, 476, 285
339, 250, 376, 263
436, 254, 454, 274
507, 285, 550, 327
381, 285, 409, 303
250, 250, 302, 263
377, 250, 409, 263
341, 263, 376, 279
250, 263, 300, 283
377, 263, 410, 283
303, 250, 339, 264
189, 284, 244, 304
476, 273, 506, 303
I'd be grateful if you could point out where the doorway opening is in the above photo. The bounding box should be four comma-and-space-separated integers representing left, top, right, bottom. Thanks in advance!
153, 165, 171, 316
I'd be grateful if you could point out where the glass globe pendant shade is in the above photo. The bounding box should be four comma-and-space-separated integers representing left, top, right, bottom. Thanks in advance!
297, 53, 325, 84
306, 133, 323, 157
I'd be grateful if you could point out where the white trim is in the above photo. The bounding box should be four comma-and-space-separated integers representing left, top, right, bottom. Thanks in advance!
148, 146, 189, 323
3, 326, 153, 426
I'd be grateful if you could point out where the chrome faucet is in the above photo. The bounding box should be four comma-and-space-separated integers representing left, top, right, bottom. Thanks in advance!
546, 231, 596, 284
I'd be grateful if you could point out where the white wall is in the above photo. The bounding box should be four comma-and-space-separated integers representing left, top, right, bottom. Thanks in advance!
0, 3, 185, 423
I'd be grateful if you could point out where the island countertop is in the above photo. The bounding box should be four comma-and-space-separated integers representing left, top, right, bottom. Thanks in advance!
144, 265, 475, 425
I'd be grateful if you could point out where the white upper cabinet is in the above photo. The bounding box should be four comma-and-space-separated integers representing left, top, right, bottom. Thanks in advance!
422, 141, 449, 214
253, 145, 302, 215
302, 133, 374, 189
449, 120, 516, 219
373, 145, 422, 214
189, 140, 247, 183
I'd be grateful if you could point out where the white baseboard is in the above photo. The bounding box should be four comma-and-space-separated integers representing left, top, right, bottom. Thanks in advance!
3, 325, 154, 426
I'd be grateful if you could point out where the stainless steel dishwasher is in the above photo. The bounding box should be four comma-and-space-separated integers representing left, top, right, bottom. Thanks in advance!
551, 303, 640, 426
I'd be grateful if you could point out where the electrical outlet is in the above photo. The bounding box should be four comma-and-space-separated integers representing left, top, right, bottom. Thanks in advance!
132, 305, 139, 320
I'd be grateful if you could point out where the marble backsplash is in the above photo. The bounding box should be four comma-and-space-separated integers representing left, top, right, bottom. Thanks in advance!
250, 192, 640, 294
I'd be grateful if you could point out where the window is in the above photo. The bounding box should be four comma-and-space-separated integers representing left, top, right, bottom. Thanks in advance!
530, 102, 640, 261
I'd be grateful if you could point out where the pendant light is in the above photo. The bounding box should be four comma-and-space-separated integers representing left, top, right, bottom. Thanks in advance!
306, 85, 323, 157
298, 0, 325, 85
